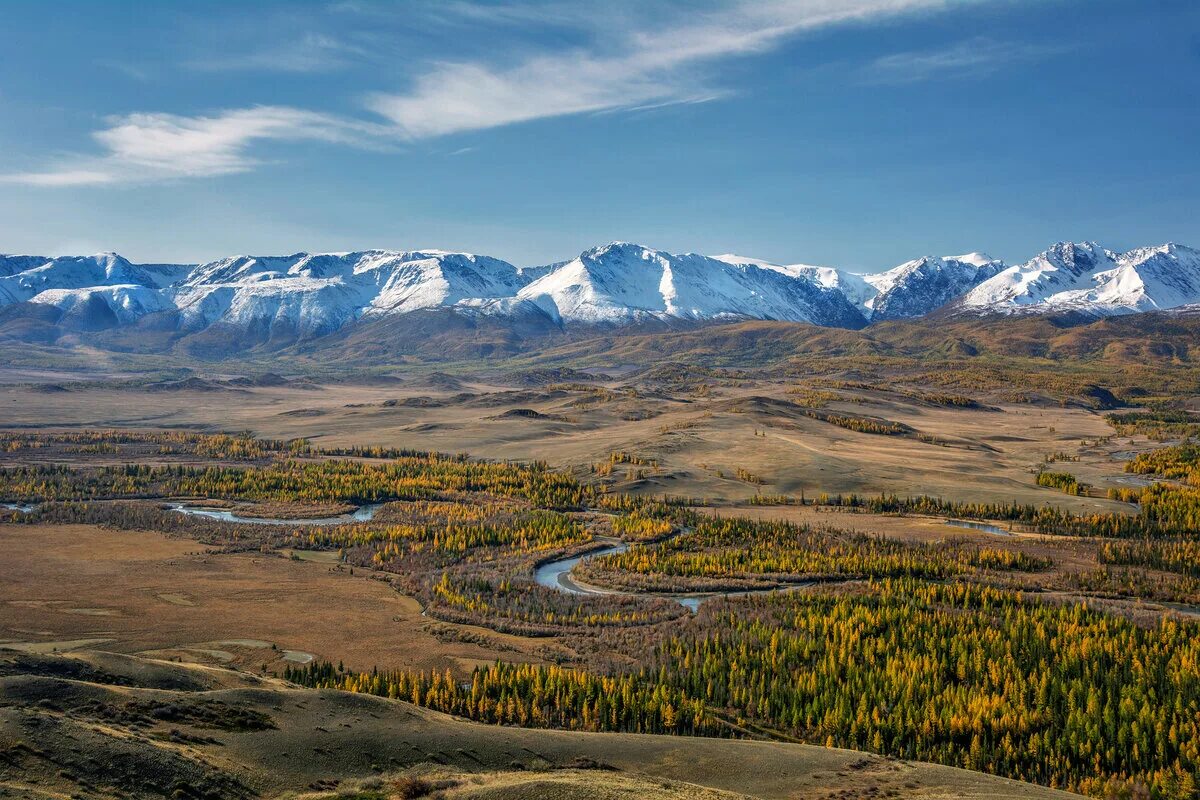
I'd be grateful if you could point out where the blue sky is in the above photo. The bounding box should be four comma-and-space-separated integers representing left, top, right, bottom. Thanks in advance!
0, 0, 1197, 270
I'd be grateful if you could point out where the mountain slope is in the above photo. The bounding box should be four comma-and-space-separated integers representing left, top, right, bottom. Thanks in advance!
955, 242, 1200, 317
0, 253, 189, 305
715, 251, 1006, 320
518, 243, 867, 328
865, 253, 1004, 320
171, 250, 529, 337
713, 254, 879, 313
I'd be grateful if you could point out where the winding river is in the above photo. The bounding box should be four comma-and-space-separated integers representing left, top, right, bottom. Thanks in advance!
167, 503, 383, 526
3, 501, 384, 526
538, 515, 1027, 610
3, 498, 1035, 610
534, 539, 701, 611
944, 519, 1012, 536
533, 537, 810, 612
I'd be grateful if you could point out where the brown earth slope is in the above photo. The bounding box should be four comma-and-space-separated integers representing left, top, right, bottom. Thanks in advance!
0, 649, 1080, 800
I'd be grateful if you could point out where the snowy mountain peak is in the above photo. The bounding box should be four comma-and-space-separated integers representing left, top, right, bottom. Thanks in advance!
862, 254, 1005, 320
1122, 242, 1196, 263
1024, 241, 1118, 279
168, 249, 528, 336
0, 251, 186, 306
956, 242, 1200, 317
517, 243, 866, 327
580, 241, 656, 262
712, 253, 777, 268
949, 252, 998, 268
1, 240, 1197, 350
711, 254, 878, 315
711, 253, 829, 275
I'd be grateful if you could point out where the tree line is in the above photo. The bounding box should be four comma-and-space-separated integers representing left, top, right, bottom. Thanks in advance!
288, 579, 1200, 800
575, 515, 1049, 593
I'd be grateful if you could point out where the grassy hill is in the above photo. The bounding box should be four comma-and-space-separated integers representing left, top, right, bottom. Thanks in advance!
0, 649, 1079, 800
5, 305, 1200, 379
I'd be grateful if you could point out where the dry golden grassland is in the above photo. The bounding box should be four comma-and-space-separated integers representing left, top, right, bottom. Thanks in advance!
0, 523, 548, 674
0, 372, 1156, 510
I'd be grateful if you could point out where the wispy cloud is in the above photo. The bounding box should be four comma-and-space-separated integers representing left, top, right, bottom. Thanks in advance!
5, 0, 988, 187
860, 37, 1067, 85
183, 33, 366, 73
95, 59, 155, 83
369, 0, 971, 139
3, 107, 389, 186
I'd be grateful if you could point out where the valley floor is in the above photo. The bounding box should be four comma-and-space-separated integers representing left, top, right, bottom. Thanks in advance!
0, 523, 549, 675
1, 361, 1197, 799
0, 367, 1154, 510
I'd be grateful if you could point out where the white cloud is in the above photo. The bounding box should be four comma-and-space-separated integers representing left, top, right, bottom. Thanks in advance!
370, 0, 970, 139
860, 37, 1066, 84
5, 0, 989, 186
367, 58, 678, 140
2, 106, 388, 187
7, 169, 117, 188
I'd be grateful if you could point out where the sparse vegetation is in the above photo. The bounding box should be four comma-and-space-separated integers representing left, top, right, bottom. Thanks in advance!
1035, 470, 1089, 496
1106, 410, 1200, 439
803, 410, 909, 435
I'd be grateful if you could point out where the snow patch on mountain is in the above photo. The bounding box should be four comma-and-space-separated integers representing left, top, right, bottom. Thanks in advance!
713, 254, 879, 314
0, 253, 189, 306
29, 284, 175, 325
519, 243, 865, 327
1, 240, 1197, 345
956, 242, 1200, 317
168, 250, 528, 335
864, 254, 1005, 320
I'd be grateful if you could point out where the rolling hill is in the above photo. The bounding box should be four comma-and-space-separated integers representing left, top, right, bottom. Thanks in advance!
0, 648, 1080, 800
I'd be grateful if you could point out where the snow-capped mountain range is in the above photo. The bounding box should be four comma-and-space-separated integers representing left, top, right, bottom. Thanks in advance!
1, 241, 1198, 348
953, 242, 1200, 316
